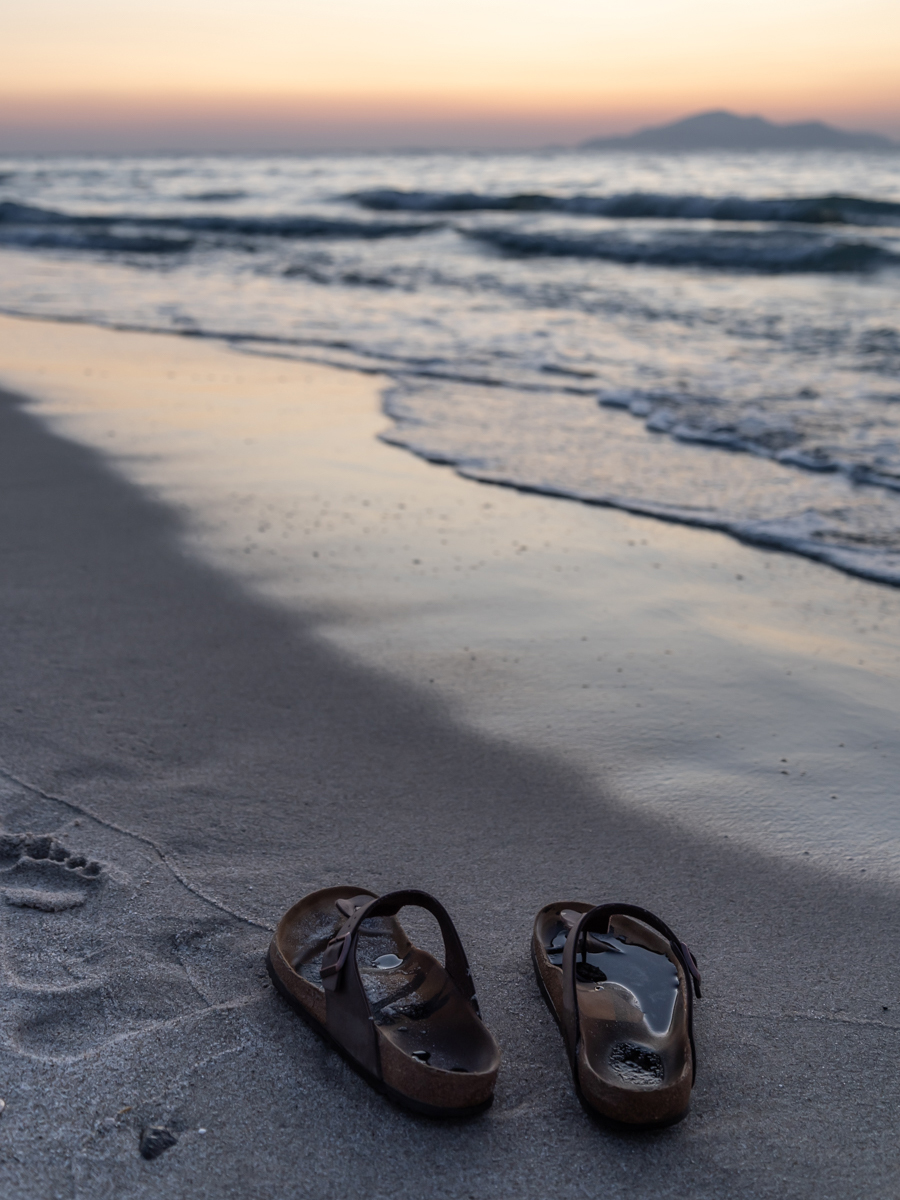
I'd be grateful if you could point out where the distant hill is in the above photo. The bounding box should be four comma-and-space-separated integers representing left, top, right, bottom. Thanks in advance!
582, 110, 897, 152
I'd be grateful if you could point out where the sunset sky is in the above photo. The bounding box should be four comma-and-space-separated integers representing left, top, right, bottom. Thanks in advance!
3, 0, 899, 151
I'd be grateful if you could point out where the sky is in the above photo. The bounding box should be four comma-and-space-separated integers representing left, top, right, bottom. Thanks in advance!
2, 0, 899, 151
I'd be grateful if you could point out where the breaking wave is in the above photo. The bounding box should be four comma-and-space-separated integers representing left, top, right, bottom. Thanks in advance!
466, 226, 899, 273
350, 189, 900, 227
0, 201, 440, 252
598, 387, 900, 488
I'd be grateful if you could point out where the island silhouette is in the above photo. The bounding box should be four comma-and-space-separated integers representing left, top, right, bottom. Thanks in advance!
582, 109, 896, 151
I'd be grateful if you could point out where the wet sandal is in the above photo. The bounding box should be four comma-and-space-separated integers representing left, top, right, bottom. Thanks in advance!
532, 901, 701, 1127
267, 886, 501, 1117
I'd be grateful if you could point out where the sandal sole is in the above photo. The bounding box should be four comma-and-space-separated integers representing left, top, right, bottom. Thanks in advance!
531, 945, 688, 1131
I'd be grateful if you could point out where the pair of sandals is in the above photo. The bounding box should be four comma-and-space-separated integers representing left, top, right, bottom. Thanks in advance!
266, 886, 702, 1127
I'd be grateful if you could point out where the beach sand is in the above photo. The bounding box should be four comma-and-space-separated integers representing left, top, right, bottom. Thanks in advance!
1, 314, 899, 1197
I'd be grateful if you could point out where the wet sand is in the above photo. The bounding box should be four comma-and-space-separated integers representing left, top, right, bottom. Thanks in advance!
1, 316, 899, 1197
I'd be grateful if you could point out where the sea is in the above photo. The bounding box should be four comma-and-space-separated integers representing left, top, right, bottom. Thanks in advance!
2, 150, 900, 584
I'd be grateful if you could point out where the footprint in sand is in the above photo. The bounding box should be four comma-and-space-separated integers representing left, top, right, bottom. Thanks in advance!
0, 811, 262, 1060
0, 831, 109, 1002
0, 832, 105, 913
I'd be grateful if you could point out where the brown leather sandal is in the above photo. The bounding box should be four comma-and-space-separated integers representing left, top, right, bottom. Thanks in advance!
532, 901, 701, 1128
267, 886, 501, 1117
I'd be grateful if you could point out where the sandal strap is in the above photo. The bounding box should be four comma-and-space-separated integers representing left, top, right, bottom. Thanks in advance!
561, 903, 701, 1084
319, 889, 480, 1079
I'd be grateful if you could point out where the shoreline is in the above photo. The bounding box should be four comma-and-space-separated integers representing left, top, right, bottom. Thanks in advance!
1, 313, 899, 880
1, 316, 899, 1195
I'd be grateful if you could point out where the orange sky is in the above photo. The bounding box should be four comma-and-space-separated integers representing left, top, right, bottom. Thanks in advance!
3, 0, 899, 150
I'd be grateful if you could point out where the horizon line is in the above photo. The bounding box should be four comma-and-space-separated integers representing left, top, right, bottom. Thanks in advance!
1, 104, 898, 156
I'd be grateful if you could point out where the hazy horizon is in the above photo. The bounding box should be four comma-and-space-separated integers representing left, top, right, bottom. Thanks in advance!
1, 104, 898, 157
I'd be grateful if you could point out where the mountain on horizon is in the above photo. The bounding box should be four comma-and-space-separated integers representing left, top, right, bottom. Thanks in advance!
582, 110, 897, 152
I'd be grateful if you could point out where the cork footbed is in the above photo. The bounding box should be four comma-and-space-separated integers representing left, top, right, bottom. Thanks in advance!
268, 886, 500, 1116
532, 902, 694, 1127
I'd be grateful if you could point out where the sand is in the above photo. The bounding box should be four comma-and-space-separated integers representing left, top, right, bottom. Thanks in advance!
1, 315, 899, 1198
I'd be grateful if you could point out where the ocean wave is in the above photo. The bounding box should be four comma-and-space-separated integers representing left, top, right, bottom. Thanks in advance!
598, 387, 900, 486
0, 202, 71, 224
0, 201, 441, 243
467, 227, 899, 273
0, 225, 193, 254
182, 190, 247, 202
350, 188, 900, 226
173, 213, 440, 239
281, 260, 403, 289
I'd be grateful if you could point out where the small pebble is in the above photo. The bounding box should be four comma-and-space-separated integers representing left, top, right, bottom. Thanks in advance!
139, 1126, 178, 1160
0, 1099, 5, 1115
198, 1128, 207, 1134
